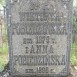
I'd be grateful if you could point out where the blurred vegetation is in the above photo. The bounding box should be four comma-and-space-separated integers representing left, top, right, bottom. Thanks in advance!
0, 0, 8, 72
0, 0, 4, 5
71, 0, 77, 67
71, 43, 77, 66
0, 22, 8, 72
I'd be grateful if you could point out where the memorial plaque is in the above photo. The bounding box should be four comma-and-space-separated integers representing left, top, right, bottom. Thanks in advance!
6, 0, 73, 76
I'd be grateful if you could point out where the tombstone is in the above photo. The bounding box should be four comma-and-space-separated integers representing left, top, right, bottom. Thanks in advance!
6, 0, 73, 77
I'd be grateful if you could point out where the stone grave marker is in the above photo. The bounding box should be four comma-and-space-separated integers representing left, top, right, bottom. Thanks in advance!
6, 0, 73, 77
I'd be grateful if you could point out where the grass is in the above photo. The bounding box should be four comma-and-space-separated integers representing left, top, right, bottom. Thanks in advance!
0, 54, 8, 72
0, 41, 8, 72
71, 43, 77, 66
0, 23, 8, 72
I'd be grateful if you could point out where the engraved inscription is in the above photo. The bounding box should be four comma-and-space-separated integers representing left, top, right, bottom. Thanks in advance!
8, 0, 72, 76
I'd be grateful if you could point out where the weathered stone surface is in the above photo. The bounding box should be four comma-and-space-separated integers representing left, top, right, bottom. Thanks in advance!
6, 0, 73, 76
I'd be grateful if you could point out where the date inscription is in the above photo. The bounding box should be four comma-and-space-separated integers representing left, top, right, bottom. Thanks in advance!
25, 67, 49, 74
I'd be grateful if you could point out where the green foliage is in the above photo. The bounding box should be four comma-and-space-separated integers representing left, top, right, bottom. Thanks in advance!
0, 22, 8, 71
0, 0, 4, 6
0, 54, 8, 72
0, 0, 3, 3
73, 17, 77, 30
71, 43, 77, 66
